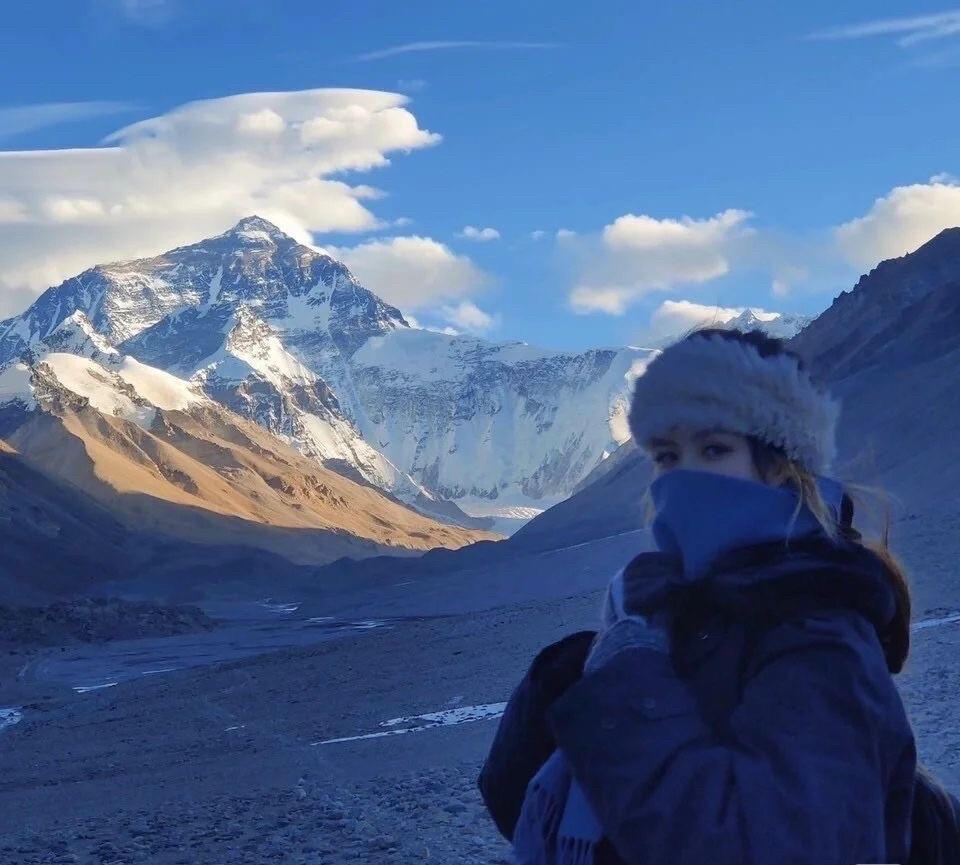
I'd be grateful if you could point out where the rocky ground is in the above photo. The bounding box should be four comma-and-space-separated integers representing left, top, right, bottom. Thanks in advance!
0, 516, 958, 864
1, 586, 958, 864
0, 592, 603, 865
0, 763, 506, 865
0, 598, 217, 647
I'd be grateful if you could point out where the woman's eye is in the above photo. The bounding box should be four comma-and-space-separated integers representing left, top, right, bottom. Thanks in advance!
653, 452, 676, 466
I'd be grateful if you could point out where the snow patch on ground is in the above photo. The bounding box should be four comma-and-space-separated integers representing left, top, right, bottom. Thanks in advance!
257, 601, 302, 615
912, 612, 960, 631
313, 702, 508, 745
72, 682, 119, 695
380, 703, 508, 728
0, 707, 22, 733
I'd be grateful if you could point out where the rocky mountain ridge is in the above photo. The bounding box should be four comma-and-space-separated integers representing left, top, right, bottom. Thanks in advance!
0, 218, 651, 522
0, 347, 496, 588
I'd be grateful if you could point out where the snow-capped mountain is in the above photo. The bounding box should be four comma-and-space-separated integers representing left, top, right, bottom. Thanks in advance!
516, 227, 960, 551
650, 308, 813, 348
0, 350, 204, 432
725, 308, 812, 340
0, 217, 651, 519
0, 347, 494, 564
0, 218, 427, 504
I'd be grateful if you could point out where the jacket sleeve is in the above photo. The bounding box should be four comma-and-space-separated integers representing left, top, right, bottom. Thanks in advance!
477, 630, 596, 840
547, 610, 909, 865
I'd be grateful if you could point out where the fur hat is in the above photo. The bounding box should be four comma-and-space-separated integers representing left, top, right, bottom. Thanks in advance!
628, 330, 840, 475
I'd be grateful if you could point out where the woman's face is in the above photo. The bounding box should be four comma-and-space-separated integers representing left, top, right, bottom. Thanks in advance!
645, 426, 764, 483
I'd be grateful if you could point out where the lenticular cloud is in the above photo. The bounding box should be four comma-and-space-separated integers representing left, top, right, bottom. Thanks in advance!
0, 89, 440, 312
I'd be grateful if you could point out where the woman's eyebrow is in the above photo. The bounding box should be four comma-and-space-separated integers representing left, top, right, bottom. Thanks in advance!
647, 437, 674, 448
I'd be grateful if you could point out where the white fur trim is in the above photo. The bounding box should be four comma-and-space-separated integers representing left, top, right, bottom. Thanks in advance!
628, 333, 839, 474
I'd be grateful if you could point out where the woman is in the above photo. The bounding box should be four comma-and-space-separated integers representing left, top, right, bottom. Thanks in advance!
478, 328, 957, 864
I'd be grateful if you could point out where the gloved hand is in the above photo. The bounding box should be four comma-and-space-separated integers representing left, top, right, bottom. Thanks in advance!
585, 552, 682, 673
584, 616, 669, 672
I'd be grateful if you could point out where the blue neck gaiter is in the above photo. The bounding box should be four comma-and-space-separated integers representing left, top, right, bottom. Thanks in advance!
650, 469, 845, 580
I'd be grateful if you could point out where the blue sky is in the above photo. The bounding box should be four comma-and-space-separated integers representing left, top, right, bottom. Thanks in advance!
2, 1, 960, 350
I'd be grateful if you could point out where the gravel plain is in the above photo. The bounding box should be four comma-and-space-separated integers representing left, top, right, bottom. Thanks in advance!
1, 516, 958, 865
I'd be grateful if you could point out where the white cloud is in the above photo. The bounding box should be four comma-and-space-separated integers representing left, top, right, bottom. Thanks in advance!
601, 209, 751, 254
567, 209, 754, 315
441, 299, 497, 333
834, 179, 960, 267
0, 197, 28, 223
529, 230, 547, 241
556, 228, 576, 240
568, 285, 634, 315
637, 300, 786, 346
771, 278, 790, 298
561, 178, 959, 321
0, 102, 137, 139
235, 108, 286, 137
807, 11, 960, 47
648, 300, 745, 339
330, 235, 489, 309
331, 236, 497, 331
395, 312, 460, 337
355, 41, 559, 62
0, 88, 441, 316
458, 225, 500, 242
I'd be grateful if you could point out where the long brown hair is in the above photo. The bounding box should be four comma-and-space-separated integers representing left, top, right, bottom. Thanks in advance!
749, 439, 912, 674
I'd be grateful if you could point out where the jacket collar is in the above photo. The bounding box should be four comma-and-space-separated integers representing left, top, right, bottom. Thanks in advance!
649, 469, 846, 581
625, 537, 898, 637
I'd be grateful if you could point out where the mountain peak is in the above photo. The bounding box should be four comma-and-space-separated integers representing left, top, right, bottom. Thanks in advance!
907, 225, 960, 262
789, 225, 960, 380
223, 216, 292, 245
846, 224, 960, 305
